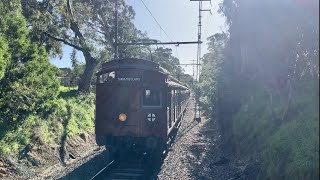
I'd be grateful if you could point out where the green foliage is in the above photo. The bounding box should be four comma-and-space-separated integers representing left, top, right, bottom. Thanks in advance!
0, 115, 36, 154
260, 83, 319, 179
54, 90, 95, 137
232, 91, 275, 154
231, 85, 319, 179
69, 48, 84, 86
0, 10, 60, 124
55, 86, 95, 135
148, 47, 184, 77
200, 0, 319, 178
0, 87, 95, 155
199, 33, 228, 116
0, 0, 60, 154
21, 0, 184, 92
0, 34, 9, 80
262, 117, 319, 180
21, 0, 147, 92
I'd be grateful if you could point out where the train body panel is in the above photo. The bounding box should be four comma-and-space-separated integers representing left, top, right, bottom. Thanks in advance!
95, 58, 190, 152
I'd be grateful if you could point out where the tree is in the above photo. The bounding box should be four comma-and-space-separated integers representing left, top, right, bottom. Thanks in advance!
21, 0, 143, 93
150, 47, 184, 77
199, 33, 228, 116
216, 0, 319, 178
69, 48, 84, 86
0, 0, 59, 130
0, 34, 8, 80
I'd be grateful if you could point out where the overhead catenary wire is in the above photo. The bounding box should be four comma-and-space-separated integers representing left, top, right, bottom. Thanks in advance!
139, 0, 174, 42
139, 0, 181, 58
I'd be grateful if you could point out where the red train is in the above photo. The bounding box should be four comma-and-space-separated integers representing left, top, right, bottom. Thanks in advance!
95, 58, 190, 155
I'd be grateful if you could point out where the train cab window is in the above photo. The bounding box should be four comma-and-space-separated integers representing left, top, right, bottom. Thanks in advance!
98, 71, 115, 83
142, 89, 161, 107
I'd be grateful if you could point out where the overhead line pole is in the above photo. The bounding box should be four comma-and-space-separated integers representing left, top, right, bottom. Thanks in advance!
195, 1, 201, 120
191, 0, 211, 121
189, 60, 196, 82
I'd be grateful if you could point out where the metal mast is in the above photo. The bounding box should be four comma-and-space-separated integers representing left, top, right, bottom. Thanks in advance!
191, 0, 211, 121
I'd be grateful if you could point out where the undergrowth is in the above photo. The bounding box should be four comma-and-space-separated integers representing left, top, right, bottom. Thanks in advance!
231, 82, 319, 179
0, 86, 95, 155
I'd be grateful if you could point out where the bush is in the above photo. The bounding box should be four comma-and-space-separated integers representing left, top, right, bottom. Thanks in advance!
0, 87, 95, 155
232, 91, 275, 155
231, 83, 319, 179
260, 84, 319, 179
262, 117, 319, 180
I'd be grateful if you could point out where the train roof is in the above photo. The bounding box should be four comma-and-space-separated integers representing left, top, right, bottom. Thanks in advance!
167, 80, 189, 90
97, 58, 189, 90
97, 58, 168, 75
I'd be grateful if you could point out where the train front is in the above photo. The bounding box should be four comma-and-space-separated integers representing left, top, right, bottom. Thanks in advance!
95, 59, 168, 153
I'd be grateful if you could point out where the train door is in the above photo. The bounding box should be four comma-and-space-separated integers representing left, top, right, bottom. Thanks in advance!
177, 90, 181, 117
171, 89, 175, 124
174, 90, 178, 121
167, 88, 172, 128
140, 87, 163, 136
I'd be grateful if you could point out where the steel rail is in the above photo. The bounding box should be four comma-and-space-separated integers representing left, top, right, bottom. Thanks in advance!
90, 160, 115, 180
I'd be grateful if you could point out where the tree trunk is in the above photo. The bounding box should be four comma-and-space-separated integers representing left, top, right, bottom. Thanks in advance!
266, 89, 277, 121
281, 80, 293, 121
78, 54, 97, 93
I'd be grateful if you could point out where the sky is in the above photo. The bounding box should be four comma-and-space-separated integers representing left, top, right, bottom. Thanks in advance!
50, 0, 227, 76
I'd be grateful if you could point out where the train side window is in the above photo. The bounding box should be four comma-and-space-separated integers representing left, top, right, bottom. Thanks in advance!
108, 71, 115, 79
142, 89, 161, 107
98, 74, 106, 83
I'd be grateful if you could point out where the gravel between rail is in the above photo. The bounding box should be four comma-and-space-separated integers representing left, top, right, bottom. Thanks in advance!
157, 98, 254, 180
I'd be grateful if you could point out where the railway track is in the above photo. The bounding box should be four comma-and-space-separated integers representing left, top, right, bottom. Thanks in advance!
90, 151, 157, 180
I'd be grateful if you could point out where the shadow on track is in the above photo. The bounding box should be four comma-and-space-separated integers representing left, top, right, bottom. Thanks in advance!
60, 150, 110, 180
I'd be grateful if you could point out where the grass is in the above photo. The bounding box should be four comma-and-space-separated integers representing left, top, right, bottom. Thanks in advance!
0, 115, 36, 154
0, 86, 95, 155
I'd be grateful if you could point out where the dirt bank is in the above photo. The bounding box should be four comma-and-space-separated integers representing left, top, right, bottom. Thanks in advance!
0, 132, 104, 180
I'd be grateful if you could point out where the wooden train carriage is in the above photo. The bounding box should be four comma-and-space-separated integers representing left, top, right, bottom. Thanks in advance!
166, 77, 190, 137
95, 58, 190, 152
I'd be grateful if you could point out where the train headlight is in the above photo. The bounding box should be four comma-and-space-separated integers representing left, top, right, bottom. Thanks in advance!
119, 113, 127, 121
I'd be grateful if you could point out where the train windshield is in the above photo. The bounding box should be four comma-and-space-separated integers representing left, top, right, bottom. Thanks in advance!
142, 89, 161, 107
97, 71, 115, 83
